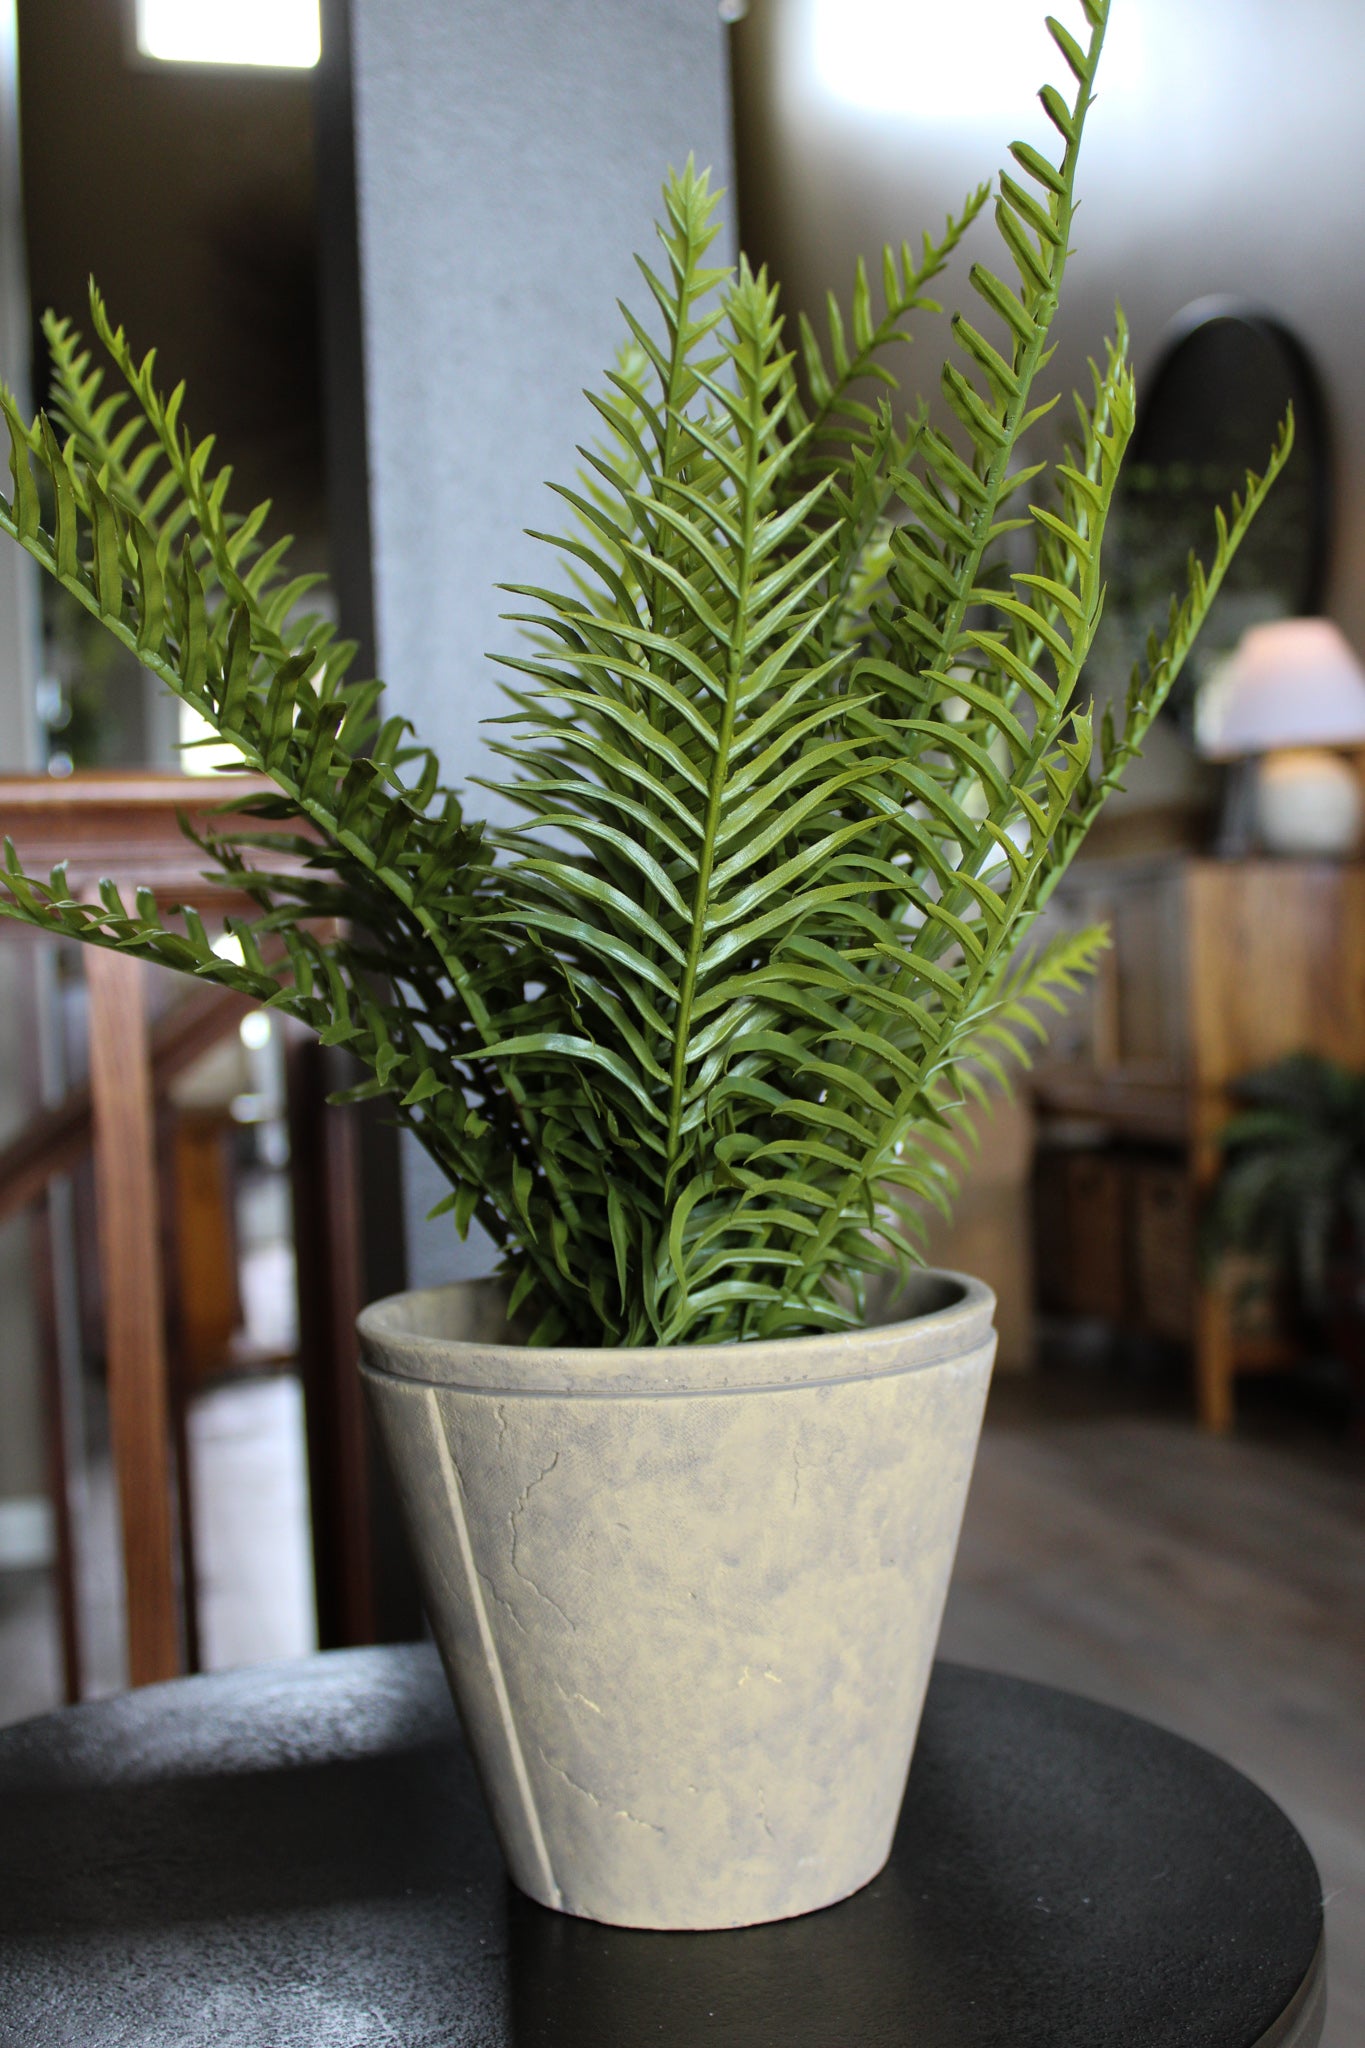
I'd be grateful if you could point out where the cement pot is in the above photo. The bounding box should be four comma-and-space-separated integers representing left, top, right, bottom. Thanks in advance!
357, 1268, 995, 1931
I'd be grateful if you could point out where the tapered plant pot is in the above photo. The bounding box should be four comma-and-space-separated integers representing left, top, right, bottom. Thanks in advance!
357, 1268, 995, 1931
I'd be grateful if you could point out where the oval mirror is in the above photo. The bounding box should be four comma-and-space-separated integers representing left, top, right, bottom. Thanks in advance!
1109, 299, 1332, 732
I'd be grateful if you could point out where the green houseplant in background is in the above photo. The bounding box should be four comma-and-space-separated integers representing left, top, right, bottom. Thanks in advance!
1207, 1054, 1365, 1429
0, 0, 1285, 1929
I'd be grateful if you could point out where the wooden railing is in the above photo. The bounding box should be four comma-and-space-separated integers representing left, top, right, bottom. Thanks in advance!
0, 772, 365, 1690
0, 977, 254, 1229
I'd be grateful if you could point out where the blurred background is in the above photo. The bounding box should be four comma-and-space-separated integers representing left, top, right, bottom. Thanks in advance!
0, 0, 1359, 2031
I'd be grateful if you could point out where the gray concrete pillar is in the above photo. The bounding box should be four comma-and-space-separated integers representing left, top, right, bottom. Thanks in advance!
345, 1, 735, 1285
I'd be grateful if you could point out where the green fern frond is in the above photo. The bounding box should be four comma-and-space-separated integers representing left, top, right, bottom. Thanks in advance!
0, 0, 1290, 1345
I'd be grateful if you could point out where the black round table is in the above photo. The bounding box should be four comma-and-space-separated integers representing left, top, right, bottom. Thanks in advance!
0, 1647, 1324, 2047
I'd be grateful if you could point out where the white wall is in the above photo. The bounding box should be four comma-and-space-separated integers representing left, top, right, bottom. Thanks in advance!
348, 0, 735, 1285
734, 0, 1365, 650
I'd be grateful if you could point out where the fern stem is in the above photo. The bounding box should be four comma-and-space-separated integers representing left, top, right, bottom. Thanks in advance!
663, 279, 768, 1211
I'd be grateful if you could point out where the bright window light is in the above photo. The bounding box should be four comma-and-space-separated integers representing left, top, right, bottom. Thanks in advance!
810, 0, 1139, 122
179, 700, 248, 775
136, 0, 321, 68
239, 1010, 273, 1051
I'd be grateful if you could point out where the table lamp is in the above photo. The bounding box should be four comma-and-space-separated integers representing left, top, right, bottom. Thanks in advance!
1195, 617, 1365, 856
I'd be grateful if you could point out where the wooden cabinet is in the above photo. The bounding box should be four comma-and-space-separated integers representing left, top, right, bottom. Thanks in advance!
1035, 1149, 1128, 1323
1031, 856, 1365, 1426
1035, 1148, 1195, 1344
1130, 1158, 1196, 1344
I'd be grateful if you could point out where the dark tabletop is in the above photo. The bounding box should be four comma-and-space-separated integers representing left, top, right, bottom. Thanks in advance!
0, 1647, 1324, 2048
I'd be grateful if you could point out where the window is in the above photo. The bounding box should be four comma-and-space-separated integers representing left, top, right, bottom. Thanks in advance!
808, 0, 1141, 122
134, 0, 321, 70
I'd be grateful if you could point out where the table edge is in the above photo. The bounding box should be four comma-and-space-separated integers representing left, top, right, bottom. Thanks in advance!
1252, 1930, 1327, 2048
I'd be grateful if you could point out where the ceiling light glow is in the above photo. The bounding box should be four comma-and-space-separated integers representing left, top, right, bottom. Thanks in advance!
136, 0, 321, 68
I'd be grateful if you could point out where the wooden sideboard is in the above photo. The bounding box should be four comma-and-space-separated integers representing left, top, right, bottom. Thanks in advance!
1030, 855, 1365, 1428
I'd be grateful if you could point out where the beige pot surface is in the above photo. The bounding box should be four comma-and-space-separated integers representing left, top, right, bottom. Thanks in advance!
358, 1269, 996, 1930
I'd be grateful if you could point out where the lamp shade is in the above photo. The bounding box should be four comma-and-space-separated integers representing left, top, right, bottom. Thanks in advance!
1195, 618, 1365, 760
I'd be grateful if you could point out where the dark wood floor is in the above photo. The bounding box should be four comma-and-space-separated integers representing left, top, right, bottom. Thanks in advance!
941, 1366, 1364, 2048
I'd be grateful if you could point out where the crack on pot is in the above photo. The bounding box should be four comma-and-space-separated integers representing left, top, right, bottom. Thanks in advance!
537, 1747, 602, 1806
757, 1786, 775, 1839
476, 1567, 528, 1636
613, 1807, 666, 1836
552, 1676, 604, 1716
536, 1746, 665, 1835
509, 1452, 577, 1631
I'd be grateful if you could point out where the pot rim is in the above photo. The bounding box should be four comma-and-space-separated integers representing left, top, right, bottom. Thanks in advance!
357, 1268, 996, 1398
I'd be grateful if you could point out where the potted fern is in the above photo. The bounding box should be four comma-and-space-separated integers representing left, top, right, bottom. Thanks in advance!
0, 0, 1283, 1930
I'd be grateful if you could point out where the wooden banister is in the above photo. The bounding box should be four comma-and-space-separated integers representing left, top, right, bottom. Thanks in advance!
86, 944, 181, 1685
0, 772, 383, 1690
0, 979, 255, 1228
0, 771, 303, 1689
0, 770, 281, 901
